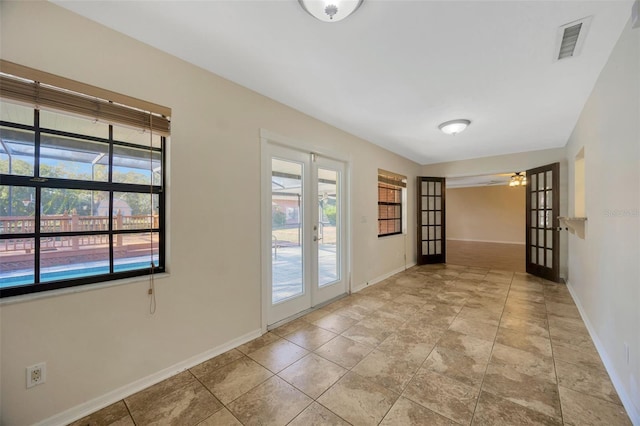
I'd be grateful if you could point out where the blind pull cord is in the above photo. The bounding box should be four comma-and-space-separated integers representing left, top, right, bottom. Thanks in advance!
148, 115, 157, 315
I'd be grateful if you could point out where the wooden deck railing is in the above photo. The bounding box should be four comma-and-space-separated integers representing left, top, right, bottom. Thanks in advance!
0, 212, 159, 253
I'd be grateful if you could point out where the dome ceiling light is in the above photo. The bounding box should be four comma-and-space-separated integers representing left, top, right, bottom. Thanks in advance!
438, 119, 471, 135
299, 0, 364, 22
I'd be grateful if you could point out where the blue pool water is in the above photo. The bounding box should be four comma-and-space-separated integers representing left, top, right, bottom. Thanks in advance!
1, 258, 158, 288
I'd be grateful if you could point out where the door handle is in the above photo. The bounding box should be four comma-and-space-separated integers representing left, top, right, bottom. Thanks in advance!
313, 236, 322, 242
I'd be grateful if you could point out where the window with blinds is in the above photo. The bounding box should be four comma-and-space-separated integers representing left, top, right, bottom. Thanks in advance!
0, 61, 170, 298
378, 169, 406, 237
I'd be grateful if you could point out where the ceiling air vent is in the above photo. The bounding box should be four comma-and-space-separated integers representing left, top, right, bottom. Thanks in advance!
555, 17, 592, 61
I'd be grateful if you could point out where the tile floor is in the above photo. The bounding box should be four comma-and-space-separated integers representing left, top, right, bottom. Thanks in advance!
70, 264, 632, 425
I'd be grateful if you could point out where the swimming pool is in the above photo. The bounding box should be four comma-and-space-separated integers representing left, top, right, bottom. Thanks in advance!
0, 257, 158, 288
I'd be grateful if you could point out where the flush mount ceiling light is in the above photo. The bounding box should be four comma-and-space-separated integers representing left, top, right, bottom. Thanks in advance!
299, 0, 364, 22
509, 172, 527, 187
438, 119, 471, 135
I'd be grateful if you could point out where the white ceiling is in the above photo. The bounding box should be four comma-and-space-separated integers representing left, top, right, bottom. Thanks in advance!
52, 0, 633, 165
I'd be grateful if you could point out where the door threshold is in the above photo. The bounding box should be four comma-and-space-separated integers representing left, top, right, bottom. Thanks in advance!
266, 293, 349, 331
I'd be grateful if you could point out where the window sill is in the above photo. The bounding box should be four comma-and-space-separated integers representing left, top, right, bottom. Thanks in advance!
378, 232, 407, 239
0, 272, 171, 306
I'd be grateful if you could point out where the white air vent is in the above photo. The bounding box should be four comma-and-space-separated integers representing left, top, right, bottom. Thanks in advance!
555, 17, 592, 61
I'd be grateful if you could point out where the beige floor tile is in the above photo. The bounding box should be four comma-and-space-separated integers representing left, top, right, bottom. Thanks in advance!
284, 323, 338, 351
317, 372, 398, 425
380, 396, 457, 425
545, 301, 581, 319
508, 289, 546, 304
472, 390, 562, 425
365, 309, 407, 329
559, 386, 632, 426
404, 368, 479, 424
332, 304, 371, 321
378, 301, 421, 319
434, 290, 469, 307
236, 333, 281, 355
547, 314, 587, 332
312, 311, 359, 334
271, 317, 308, 337
197, 408, 242, 426
437, 330, 494, 360
190, 349, 245, 378
456, 306, 502, 326
551, 341, 605, 370
198, 357, 272, 404
449, 316, 499, 342
423, 345, 489, 388
499, 315, 549, 338
300, 308, 332, 323
482, 363, 561, 420
247, 338, 308, 373
341, 319, 392, 347
352, 349, 421, 394
227, 376, 312, 426
314, 335, 374, 368
68, 401, 134, 426
125, 371, 223, 425
376, 328, 442, 365
460, 271, 487, 280
409, 303, 460, 328
555, 359, 622, 405
463, 296, 505, 312
503, 300, 547, 320
490, 343, 556, 382
393, 293, 427, 306
288, 402, 350, 425
351, 294, 387, 310
278, 353, 347, 398
549, 327, 597, 353
496, 327, 553, 357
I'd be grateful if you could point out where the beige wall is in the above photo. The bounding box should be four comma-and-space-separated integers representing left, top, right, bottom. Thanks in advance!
446, 185, 525, 244
0, 2, 421, 424
564, 18, 639, 423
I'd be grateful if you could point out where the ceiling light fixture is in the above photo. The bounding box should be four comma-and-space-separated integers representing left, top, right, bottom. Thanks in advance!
509, 172, 527, 187
438, 119, 471, 135
299, 0, 364, 22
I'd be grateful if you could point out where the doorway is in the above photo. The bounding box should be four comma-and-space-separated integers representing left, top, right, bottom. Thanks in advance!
261, 139, 348, 327
444, 173, 526, 271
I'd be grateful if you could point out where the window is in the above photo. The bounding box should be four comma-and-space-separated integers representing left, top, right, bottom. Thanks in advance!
0, 62, 170, 298
378, 169, 406, 237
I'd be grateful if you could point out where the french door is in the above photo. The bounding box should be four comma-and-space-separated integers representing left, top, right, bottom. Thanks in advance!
417, 177, 446, 264
526, 162, 560, 282
262, 142, 348, 326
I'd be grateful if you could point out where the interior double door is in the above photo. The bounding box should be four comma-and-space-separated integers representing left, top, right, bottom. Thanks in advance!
263, 143, 347, 327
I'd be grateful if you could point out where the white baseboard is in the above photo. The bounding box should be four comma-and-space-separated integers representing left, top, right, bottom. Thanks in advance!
36, 328, 263, 426
447, 238, 525, 245
352, 262, 417, 293
566, 281, 640, 425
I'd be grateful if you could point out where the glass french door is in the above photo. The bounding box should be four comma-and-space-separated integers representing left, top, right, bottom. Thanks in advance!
417, 177, 446, 264
263, 143, 347, 326
526, 162, 560, 282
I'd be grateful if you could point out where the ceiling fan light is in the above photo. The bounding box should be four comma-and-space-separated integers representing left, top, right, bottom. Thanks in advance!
509, 172, 526, 187
438, 119, 471, 135
299, 0, 364, 22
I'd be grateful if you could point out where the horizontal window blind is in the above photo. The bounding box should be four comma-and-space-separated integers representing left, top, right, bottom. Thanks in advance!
378, 169, 407, 188
0, 60, 170, 136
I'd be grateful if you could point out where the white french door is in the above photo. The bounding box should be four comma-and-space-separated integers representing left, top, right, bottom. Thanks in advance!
262, 141, 348, 327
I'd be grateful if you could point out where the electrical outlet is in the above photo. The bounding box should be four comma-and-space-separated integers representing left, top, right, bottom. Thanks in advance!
26, 362, 46, 388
